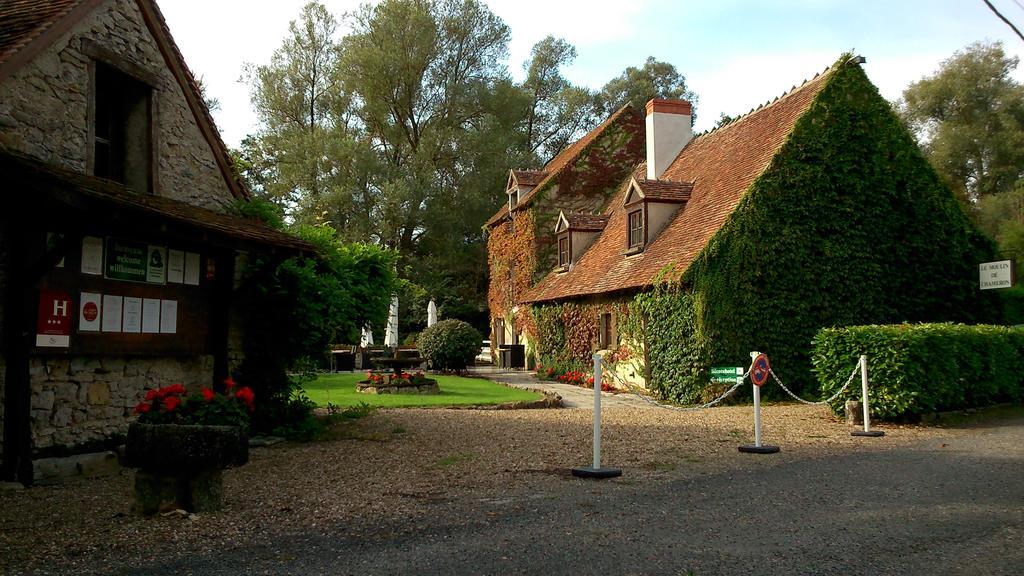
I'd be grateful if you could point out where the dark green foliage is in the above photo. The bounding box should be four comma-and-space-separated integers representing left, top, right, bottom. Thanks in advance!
236, 224, 397, 434
418, 319, 484, 371
813, 324, 1024, 419
629, 287, 711, 404
999, 286, 1024, 325
231, 197, 286, 231
631, 58, 1000, 402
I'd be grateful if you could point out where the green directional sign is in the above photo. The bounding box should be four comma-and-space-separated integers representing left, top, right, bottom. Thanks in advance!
710, 366, 743, 384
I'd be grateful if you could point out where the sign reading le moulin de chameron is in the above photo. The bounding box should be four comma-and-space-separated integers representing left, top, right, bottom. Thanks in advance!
979, 260, 1014, 290
105, 238, 148, 282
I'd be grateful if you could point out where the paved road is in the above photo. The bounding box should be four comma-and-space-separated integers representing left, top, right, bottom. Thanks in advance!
125, 414, 1024, 576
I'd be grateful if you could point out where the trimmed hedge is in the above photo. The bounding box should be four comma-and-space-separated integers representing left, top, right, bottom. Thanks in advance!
812, 323, 1024, 420
418, 319, 483, 371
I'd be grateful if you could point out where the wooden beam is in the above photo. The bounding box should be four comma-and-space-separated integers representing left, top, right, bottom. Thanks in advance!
2, 221, 34, 484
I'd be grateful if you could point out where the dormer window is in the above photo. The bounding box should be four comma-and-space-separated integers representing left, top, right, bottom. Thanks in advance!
622, 177, 693, 255
507, 169, 547, 211
553, 210, 608, 270
628, 209, 645, 250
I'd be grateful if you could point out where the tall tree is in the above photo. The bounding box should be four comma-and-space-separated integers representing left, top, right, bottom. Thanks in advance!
246, 2, 359, 216
899, 41, 1024, 203
519, 36, 596, 159
596, 56, 697, 118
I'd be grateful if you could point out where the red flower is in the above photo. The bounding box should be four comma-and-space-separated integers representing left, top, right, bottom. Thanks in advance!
201, 387, 216, 401
163, 395, 181, 412
164, 383, 186, 396
134, 402, 151, 414
224, 377, 236, 391
235, 386, 255, 411
145, 389, 158, 401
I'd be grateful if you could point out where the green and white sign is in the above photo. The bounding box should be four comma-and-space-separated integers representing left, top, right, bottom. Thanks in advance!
710, 366, 744, 385
105, 238, 148, 282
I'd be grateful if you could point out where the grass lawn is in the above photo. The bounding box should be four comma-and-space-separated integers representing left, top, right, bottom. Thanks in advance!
302, 372, 542, 408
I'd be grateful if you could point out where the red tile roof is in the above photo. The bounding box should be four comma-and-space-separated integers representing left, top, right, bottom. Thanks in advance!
629, 179, 693, 204
564, 213, 609, 232
485, 104, 644, 227
524, 66, 835, 303
512, 170, 547, 187
0, 0, 82, 67
0, 0, 249, 200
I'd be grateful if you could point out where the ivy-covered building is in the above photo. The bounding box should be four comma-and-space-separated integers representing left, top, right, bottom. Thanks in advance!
489, 55, 997, 402
484, 105, 646, 351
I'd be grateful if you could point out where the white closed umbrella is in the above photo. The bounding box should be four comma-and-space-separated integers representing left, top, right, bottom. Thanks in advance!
427, 299, 438, 327
360, 325, 374, 348
384, 295, 399, 348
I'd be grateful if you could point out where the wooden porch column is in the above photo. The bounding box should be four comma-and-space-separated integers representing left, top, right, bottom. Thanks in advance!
2, 220, 33, 484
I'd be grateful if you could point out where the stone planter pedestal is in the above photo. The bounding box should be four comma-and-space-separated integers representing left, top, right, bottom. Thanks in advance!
125, 423, 248, 515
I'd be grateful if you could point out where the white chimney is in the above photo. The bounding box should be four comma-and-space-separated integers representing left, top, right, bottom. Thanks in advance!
646, 99, 693, 180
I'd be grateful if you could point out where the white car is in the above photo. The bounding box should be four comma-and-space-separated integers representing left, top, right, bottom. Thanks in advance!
475, 340, 492, 364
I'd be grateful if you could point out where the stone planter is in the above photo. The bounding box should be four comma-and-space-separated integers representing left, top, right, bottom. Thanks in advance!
125, 423, 248, 515
356, 378, 440, 395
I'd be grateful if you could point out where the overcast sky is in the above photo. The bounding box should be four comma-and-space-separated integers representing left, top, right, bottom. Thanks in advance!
159, 0, 1024, 148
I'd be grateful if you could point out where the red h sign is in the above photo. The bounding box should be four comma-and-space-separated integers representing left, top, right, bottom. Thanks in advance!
36, 289, 72, 347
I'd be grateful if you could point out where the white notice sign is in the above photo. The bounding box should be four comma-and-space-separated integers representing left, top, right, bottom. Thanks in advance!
167, 250, 185, 283
980, 260, 1014, 290
184, 252, 201, 286
101, 295, 123, 332
79, 292, 101, 332
142, 298, 161, 333
82, 236, 103, 275
160, 300, 178, 334
123, 297, 142, 333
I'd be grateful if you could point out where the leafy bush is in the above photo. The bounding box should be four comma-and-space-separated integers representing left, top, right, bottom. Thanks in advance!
418, 319, 483, 371
233, 213, 398, 436
813, 323, 1024, 420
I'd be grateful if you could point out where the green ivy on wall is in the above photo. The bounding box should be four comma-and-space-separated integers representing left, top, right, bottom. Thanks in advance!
626, 56, 1001, 402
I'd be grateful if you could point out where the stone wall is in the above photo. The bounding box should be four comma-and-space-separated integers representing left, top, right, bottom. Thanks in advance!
0, 0, 235, 211
29, 355, 214, 452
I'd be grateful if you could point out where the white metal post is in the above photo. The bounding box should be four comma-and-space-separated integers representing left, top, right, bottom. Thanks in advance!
852, 354, 885, 437
739, 350, 780, 453
860, 355, 870, 433
571, 353, 621, 478
753, 383, 762, 448
592, 354, 602, 469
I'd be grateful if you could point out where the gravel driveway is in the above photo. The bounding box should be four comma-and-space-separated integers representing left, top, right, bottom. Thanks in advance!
2, 395, 1021, 575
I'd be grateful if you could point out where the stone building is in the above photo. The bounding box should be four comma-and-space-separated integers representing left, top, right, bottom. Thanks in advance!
0, 0, 310, 484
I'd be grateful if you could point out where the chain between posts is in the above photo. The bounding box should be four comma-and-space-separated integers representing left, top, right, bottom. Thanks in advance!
601, 366, 749, 412
599, 361, 861, 412
769, 363, 858, 406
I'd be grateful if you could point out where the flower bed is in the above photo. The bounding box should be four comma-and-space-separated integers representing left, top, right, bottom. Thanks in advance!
535, 363, 611, 392
356, 371, 440, 395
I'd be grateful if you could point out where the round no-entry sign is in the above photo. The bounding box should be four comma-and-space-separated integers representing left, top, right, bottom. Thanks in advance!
751, 353, 770, 387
